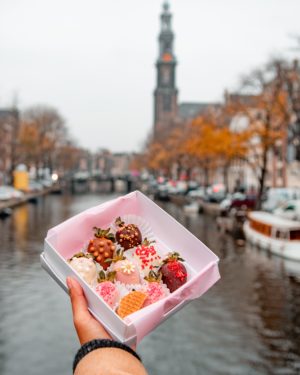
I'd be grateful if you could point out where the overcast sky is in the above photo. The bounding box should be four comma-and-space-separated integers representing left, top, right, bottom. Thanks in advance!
1, 0, 299, 152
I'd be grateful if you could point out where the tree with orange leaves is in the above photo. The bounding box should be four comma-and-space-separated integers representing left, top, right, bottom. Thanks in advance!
227, 60, 290, 208
183, 116, 219, 186
142, 124, 187, 177
182, 110, 250, 188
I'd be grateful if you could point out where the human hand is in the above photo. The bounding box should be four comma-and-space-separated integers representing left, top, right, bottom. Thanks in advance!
67, 277, 112, 345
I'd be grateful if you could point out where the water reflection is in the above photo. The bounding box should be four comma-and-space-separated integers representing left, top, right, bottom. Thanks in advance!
150, 201, 300, 374
13, 205, 29, 253
0, 195, 299, 375
244, 244, 300, 372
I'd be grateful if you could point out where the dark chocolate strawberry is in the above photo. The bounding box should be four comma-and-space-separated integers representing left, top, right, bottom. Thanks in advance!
88, 227, 116, 270
115, 217, 142, 250
160, 252, 187, 292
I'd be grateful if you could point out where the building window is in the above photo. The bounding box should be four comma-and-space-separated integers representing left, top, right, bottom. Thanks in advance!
162, 66, 170, 85
163, 95, 171, 111
165, 41, 171, 52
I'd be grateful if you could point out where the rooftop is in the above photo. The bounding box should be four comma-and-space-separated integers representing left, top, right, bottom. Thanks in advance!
179, 102, 220, 120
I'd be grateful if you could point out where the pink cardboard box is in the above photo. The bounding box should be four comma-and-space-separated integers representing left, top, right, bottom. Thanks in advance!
41, 191, 220, 345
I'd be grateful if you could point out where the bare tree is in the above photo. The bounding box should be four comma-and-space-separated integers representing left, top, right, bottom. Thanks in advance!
20, 105, 68, 175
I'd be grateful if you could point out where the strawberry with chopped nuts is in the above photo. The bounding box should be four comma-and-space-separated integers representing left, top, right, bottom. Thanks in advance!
87, 227, 116, 270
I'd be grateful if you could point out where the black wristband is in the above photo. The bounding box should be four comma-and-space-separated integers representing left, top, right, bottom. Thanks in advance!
73, 338, 141, 373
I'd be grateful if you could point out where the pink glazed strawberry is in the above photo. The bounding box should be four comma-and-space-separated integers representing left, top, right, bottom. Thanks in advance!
143, 271, 166, 306
114, 259, 140, 285
95, 271, 119, 308
160, 252, 187, 292
109, 249, 140, 285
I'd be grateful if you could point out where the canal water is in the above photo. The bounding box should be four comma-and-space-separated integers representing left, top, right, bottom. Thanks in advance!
0, 193, 300, 375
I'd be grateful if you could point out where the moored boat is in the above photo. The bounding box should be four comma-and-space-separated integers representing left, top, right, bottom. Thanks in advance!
243, 211, 300, 261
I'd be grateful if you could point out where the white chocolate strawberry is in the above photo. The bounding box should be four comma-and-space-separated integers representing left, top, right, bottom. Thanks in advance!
69, 256, 97, 286
133, 240, 161, 274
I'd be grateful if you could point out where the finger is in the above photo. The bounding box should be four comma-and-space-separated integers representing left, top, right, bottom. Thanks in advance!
67, 277, 90, 323
66, 278, 129, 346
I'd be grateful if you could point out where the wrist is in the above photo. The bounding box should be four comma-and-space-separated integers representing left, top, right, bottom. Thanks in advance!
73, 338, 141, 373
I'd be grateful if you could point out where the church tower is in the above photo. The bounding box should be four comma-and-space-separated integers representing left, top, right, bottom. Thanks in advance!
153, 1, 178, 134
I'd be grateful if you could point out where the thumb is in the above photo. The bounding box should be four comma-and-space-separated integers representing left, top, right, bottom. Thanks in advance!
67, 277, 90, 324
66, 276, 111, 344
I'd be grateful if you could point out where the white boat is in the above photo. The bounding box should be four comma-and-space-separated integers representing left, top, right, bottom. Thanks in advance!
243, 211, 300, 261
183, 201, 199, 214
273, 200, 300, 221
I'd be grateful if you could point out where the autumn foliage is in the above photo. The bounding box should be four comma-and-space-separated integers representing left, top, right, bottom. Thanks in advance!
18, 105, 82, 176
142, 110, 251, 187
137, 58, 299, 208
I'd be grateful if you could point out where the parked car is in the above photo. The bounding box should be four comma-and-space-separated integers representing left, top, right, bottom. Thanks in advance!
40, 179, 53, 188
262, 188, 300, 212
187, 187, 206, 200
220, 194, 233, 211
231, 193, 256, 210
205, 184, 226, 203
154, 183, 169, 201
0, 186, 24, 201
273, 200, 300, 221
162, 180, 188, 195
220, 192, 257, 212
174, 181, 188, 195
186, 180, 199, 194
27, 181, 44, 192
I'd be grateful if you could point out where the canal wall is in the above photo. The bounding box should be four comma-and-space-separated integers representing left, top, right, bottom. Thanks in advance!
169, 194, 222, 216
0, 186, 61, 212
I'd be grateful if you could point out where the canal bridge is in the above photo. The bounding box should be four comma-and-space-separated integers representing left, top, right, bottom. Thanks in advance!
70, 171, 138, 194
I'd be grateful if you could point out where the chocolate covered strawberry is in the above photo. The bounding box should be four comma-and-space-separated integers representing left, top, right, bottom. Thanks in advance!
88, 227, 116, 270
160, 252, 187, 292
115, 217, 142, 250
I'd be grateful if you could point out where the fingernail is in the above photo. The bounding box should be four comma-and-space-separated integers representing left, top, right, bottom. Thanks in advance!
66, 277, 73, 290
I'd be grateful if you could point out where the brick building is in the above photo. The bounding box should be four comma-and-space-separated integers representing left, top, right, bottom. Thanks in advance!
0, 109, 19, 184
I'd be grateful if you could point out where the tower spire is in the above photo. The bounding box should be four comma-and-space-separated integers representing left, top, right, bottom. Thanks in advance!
153, 1, 178, 135
160, 0, 172, 35
163, 1, 170, 12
